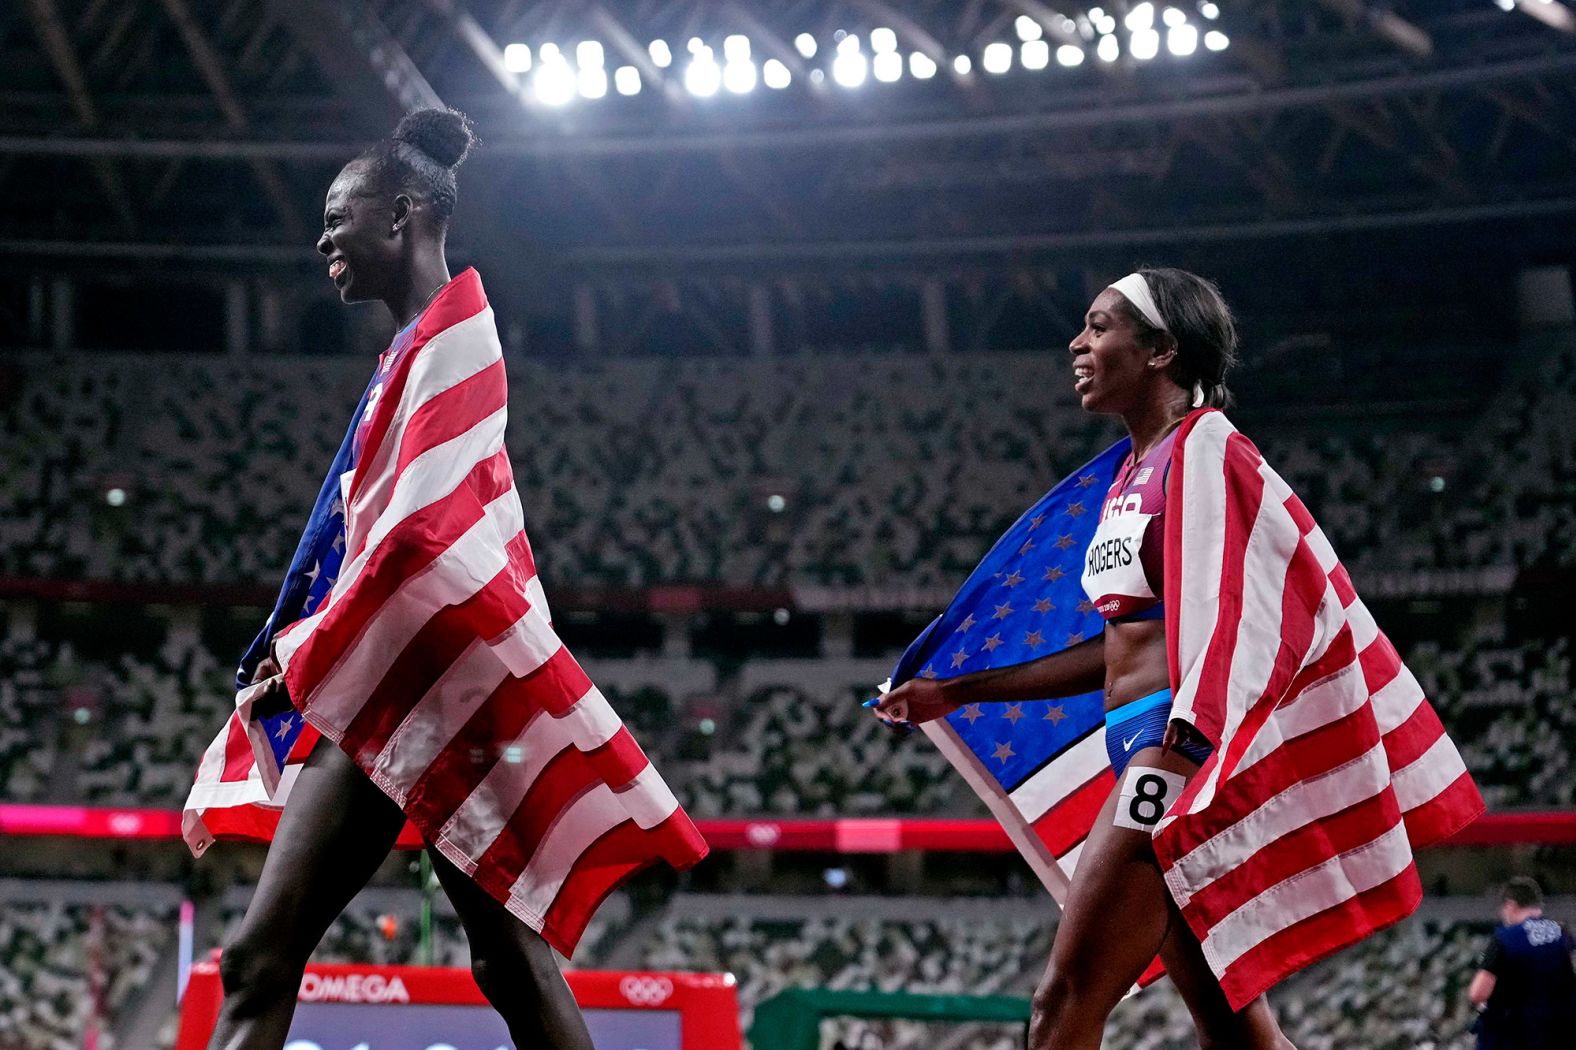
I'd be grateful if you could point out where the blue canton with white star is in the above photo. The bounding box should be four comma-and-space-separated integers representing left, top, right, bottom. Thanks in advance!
890, 438, 1131, 792
237, 373, 378, 770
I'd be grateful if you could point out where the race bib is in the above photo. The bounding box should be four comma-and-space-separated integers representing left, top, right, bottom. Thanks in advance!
1081, 511, 1155, 610
1113, 765, 1187, 831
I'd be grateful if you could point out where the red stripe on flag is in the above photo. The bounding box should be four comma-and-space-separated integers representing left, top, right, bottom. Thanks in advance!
1032, 771, 1113, 857
1214, 864, 1421, 1012
284, 450, 512, 697
1356, 632, 1404, 697
392, 358, 507, 479
472, 747, 598, 904
1181, 790, 1403, 933
1378, 694, 1445, 773
220, 718, 255, 783
1400, 771, 1484, 848
401, 648, 589, 831
337, 547, 537, 767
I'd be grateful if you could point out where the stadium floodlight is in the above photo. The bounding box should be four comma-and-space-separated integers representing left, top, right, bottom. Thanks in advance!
1130, 28, 1160, 60
688, 37, 706, 54
833, 49, 868, 87
724, 34, 751, 62
540, 42, 561, 60
837, 33, 861, 55
614, 65, 641, 95
1015, 15, 1044, 41
649, 39, 672, 67
1168, 24, 1198, 55
503, 43, 531, 73
1125, 2, 1156, 32
763, 58, 792, 88
982, 41, 1013, 73
577, 40, 604, 69
1493, 0, 1515, 8
1163, 6, 1187, 27
685, 49, 722, 96
1198, 1, 1220, 18
795, 33, 818, 58
1021, 39, 1050, 70
578, 66, 608, 99
723, 58, 758, 93
874, 51, 903, 81
534, 57, 576, 105
953, 53, 973, 74
910, 51, 938, 78
1057, 44, 1085, 67
1096, 34, 1120, 61
1204, 29, 1229, 51
871, 27, 898, 52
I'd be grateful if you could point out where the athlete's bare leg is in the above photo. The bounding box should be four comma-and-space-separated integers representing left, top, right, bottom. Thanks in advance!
206, 742, 406, 1050
428, 849, 595, 1049
1027, 744, 1297, 1049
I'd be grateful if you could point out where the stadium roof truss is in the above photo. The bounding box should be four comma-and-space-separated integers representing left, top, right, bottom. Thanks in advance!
2, 0, 1575, 273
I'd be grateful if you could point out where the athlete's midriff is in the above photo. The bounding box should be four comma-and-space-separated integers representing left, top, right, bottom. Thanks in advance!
1083, 428, 1179, 714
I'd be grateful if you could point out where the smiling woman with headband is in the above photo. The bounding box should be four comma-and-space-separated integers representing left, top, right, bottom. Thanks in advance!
872, 266, 1482, 1048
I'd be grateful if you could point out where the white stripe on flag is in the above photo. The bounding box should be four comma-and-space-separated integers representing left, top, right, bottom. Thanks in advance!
304, 488, 524, 730
509, 764, 668, 923
1008, 730, 1109, 823
1392, 734, 1467, 815
1201, 819, 1413, 975
372, 639, 512, 799
1170, 416, 1231, 732
346, 307, 502, 557
1233, 660, 1364, 774
437, 687, 621, 867
1166, 741, 1392, 907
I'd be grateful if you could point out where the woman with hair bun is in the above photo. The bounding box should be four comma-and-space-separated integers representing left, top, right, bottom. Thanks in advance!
873, 268, 1481, 1047
187, 108, 706, 1050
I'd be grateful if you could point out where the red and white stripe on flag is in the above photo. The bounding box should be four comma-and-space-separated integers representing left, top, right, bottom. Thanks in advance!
183, 270, 707, 955
1156, 410, 1483, 1009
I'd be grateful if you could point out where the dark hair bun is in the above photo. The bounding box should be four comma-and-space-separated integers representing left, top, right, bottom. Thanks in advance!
393, 108, 476, 170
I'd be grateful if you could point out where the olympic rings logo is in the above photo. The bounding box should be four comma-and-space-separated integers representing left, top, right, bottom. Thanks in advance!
619, 974, 674, 1006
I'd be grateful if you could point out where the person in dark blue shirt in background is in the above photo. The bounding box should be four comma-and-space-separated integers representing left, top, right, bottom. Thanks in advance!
1469, 877, 1576, 1049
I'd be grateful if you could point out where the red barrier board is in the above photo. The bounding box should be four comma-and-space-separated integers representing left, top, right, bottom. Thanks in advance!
174, 960, 740, 1050
3, 804, 1574, 850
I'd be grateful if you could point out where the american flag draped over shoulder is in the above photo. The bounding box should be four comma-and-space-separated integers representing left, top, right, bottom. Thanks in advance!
1155, 409, 1482, 1008
184, 269, 707, 955
893, 439, 1131, 902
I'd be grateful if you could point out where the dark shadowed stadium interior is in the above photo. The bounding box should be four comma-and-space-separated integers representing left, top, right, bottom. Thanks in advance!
2, 1, 1575, 1048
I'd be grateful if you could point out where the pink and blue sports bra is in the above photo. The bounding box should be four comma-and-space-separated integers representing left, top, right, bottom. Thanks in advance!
1080, 427, 1178, 623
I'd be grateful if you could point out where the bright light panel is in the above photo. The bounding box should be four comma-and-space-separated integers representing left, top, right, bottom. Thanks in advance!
1163, 6, 1188, 27
1021, 39, 1050, 70
953, 53, 973, 74
795, 33, 818, 58
1168, 24, 1198, 56
503, 43, 531, 73
687, 37, 705, 54
685, 52, 721, 96
873, 50, 903, 81
1198, 2, 1220, 18
578, 66, 607, 98
1204, 29, 1229, 51
577, 40, 604, 69
837, 33, 861, 55
724, 34, 751, 62
982, 41, 1013, 73
832, 49, 868, 87
614, 65, 641, 95
534, 60, 575, 106
910, 51, 938, 78
723, 59, 757, 93
763, 58, 791, 88
1131, 28, 1160, 60
1125, 2, 1156, 32
1096, 34, 1120, 62
871, 27, 898, 53
1057, 44, 1085, 67
649, 39, 672, 67
1015, 15, 1044, 41
539, 42, 561, 61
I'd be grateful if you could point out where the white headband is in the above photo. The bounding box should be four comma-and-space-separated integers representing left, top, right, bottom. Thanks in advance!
1108, 273, 1169, 333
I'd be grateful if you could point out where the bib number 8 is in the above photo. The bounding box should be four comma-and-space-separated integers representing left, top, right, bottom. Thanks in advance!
1127, 773, 1168, 826
1114, 765, 1186, 832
